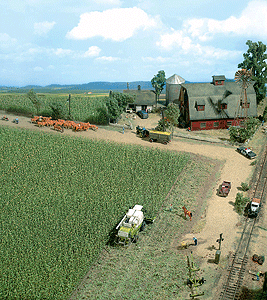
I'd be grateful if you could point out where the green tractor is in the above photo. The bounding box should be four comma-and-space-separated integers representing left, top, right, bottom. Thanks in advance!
115, 205, 153, 246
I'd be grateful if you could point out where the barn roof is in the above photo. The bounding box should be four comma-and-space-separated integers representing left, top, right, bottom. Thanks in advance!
123, 89, 155, 105
181, 81, 257, 121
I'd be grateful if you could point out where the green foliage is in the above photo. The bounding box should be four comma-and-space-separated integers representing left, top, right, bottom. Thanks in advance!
151, 70, 166, 107
105, 95, 121, 122
263, 105, 267, 122
238, 40, 267, 104
0, 126, 189, 299
49, 101, 68, 120
0, 94, 108, 124
164, 103, 180, 128
234, 192, 249, 214
229, 117, 260, 143
155, 103, 180, 132
105, 92, 135, 122
27, 89, 42, 115
241, 182, 250, 191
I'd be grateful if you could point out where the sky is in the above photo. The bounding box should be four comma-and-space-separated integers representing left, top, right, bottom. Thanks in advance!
1, 0, 267, 86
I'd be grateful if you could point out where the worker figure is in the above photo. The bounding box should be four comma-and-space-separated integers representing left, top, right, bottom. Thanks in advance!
15, 118, 19, 124
122, 126, 124, 134
169, 204, 173, 212
257, 272, 260, 281
193, 237, 198, 246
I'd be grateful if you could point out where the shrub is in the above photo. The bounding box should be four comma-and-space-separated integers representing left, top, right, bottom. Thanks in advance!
229, 117, 260, 144
49, 101, 68, 120
234, 192, 249, 214
241, 182, 250, 191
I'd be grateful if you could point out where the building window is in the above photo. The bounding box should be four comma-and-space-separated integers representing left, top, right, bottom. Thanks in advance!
213, 122, 219, 128
227, 121, 232, 127
197, 105, 205, 111
221, 103, 227, 109
200, 122, 206, 129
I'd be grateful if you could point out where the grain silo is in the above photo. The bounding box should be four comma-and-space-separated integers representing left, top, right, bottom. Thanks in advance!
166, 74, 185, 105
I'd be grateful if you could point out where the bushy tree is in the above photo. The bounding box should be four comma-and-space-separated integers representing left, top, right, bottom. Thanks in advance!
229, 117, 259, 143
238, 40, 267, 104
156, 103, 180, 132
105, 92, 135, 123
151, 70, 166, 107
234, 192, 249, 215
49, 101, 68, 120
27, 89, 42, 115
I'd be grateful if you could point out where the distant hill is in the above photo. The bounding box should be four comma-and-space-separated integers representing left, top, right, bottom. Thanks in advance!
0, 81, 155, 94
0, 78, 234, 94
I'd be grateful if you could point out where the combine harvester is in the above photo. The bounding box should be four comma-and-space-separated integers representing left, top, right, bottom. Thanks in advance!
115, 205, 154, 246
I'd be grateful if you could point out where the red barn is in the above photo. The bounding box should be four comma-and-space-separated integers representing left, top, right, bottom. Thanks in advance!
166, 74, 257, 131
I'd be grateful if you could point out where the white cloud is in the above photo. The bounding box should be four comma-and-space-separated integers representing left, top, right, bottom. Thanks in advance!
34, 66, 44, 72
84, 46, 101, 57
142, 56, 169, 63
184, 0, 267, 40
0, 33, 17, 49
96, 56, 120, 61
54, 48, 73, 57
34, 21, 56, 36
93, 0, 122, 4
66, 7, 158, 41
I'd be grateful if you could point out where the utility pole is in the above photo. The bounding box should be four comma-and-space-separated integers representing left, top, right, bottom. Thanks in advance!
68, 94, 71, 117
216, 233, 224, 250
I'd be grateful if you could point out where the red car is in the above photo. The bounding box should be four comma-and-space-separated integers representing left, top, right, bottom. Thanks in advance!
218, 181, 231, 197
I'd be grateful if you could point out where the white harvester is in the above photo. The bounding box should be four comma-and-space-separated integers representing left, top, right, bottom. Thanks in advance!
115, 205, 152, 246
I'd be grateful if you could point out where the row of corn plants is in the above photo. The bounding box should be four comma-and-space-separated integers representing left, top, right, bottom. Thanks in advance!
0, 126, 190, 299
0, 94, 108, 124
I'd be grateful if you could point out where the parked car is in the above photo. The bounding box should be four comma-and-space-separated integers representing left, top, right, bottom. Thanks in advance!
137, 110, 148, 119
237, 146, 256, 159
218, 181, 231, 197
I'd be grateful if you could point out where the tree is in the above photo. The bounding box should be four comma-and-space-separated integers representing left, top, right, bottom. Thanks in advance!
229, 117, 259, 143
49, 101, 67, 120
151, 70, 166, 107
238, 40, 267, 104
156, 103, 180, 132
105, 92, 135, 123
27, 89, 42, 115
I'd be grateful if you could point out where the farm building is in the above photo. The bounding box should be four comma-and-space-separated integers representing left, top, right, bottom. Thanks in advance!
123, 85, 156, 112
166, 74, 257, 131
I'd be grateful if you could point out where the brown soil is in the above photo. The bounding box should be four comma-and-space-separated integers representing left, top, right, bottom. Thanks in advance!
1, 110, 266, 299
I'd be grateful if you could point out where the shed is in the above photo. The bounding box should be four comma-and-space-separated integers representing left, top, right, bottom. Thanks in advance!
123, 88, 155, 112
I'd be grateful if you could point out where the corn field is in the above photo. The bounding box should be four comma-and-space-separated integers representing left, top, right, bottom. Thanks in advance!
0, 126, 189, 299
0, 94, 107, 123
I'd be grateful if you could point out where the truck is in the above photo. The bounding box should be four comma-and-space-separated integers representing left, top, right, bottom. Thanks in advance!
246, 197, 261, 218
136, 126, 172, 144
218, 181, 231, 197
115, 205, 153, 246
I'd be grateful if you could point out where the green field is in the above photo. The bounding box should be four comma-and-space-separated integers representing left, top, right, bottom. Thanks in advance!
0, 93, 108, 124
0, 126, 190, 299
